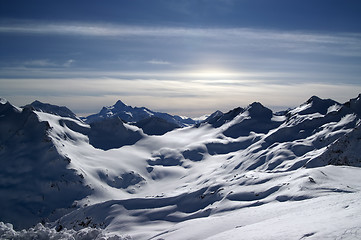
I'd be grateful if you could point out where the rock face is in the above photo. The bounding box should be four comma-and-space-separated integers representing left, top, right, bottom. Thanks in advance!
88, 117, 144, 150
222, 102, 281, 138
204, 107, 243, 127
343, 93, 361, 117
134, 116, 180, 135
0, 99, 91, 229
24, 100, 79, 120
306, 124, 361, 167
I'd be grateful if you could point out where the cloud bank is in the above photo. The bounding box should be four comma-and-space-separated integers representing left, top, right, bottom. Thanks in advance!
1, 77, 360, 117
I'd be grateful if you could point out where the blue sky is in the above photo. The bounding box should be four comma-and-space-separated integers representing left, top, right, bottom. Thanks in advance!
1, 0, 361, 116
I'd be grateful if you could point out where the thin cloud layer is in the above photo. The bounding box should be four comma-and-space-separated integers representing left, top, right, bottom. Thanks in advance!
2, 21, 361, 52
1, 17, 361, 116
1, 77, 360, 117
22, 59, 75, 68
147, 59, 171, 65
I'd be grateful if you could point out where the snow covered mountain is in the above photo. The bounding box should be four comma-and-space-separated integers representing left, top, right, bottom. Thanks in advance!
85, 100, 196, 127
1, 95, 361, 239
24, 100, 80, 120
0, 99, 91, 230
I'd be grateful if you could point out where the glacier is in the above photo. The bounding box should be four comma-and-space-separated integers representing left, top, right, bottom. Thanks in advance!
0, 94, 361, 239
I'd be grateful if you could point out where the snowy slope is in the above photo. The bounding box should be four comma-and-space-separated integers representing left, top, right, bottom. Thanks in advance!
1, 95, 361, 239
307, 123, 361, 167
0, 99, 91, 230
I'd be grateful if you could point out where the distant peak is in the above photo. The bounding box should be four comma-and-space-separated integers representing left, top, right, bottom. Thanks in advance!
246, 102, 272, 118
294, 96, 340, 115
29, 100, 50, 108
31, 100, 42, 104
246, 102, 269, 112
0, 98, 21, 114
248, 102, 264, 108
0, 97, 8, 105
229, 107, 243, 114
344, 93, 361, 117
114, 100, 127, 108
29, 100, 68, 109
350, 93, 361, 103
209, 110, 223, 118
25, 100, 78, 119
306, 96, 322, 104
345, 93, 361, 105
223, 107, 243, 118
304, 95, 339, 107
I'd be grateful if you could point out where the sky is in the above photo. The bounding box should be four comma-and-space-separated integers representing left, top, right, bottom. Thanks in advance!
1, 0, 361, 117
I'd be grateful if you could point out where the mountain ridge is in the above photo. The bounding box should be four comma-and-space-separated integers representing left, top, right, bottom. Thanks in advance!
1, 94, 361, 239
23, 100, 80, 121
85, 100, 196, 127
0, 99, 91, 229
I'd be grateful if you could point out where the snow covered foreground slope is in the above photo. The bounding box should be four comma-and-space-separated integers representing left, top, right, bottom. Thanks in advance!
1, 95, 361, 239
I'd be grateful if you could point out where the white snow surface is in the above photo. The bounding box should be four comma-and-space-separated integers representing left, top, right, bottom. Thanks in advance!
0, 222, 129, 240
1, 95, 361, 239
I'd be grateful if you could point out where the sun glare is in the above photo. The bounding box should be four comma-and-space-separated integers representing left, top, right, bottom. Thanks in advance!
187, 68, 240, 79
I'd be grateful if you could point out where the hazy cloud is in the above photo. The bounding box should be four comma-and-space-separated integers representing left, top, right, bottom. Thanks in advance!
63, 59, 75, 67
21, 59, 76, 68
1, 77, 360, 117
24, 59, 57, 67
147, 59, 171, 65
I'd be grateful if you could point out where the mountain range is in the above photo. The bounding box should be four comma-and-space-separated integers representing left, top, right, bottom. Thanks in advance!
85, 100, 196, 125
0, 94, 361, 239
